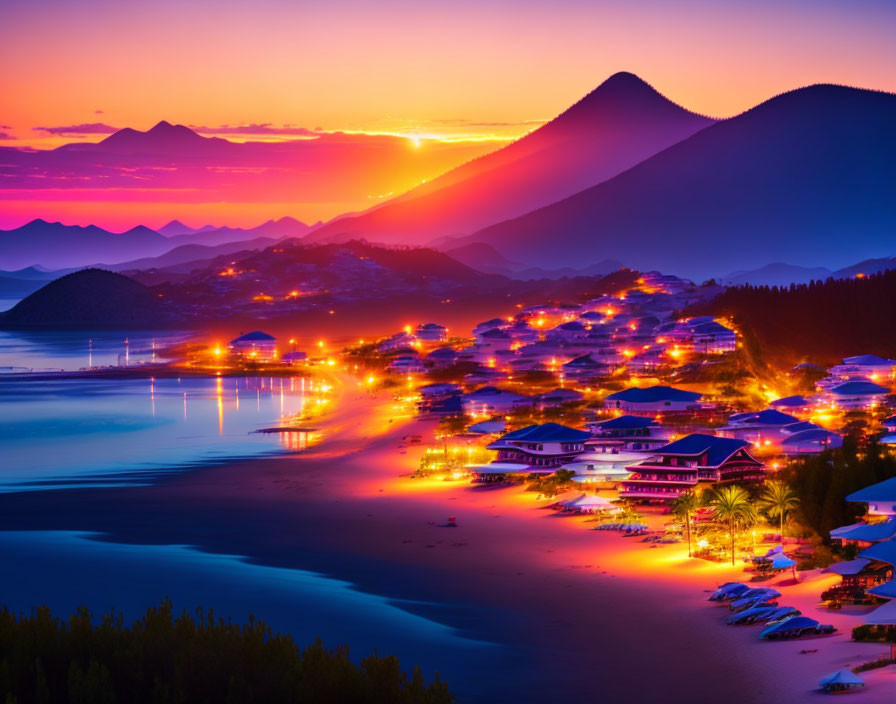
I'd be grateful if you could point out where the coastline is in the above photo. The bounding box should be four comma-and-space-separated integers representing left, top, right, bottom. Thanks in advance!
1, 377, 893, 702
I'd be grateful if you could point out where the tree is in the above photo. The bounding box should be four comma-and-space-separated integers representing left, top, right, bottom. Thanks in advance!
710, 485, 755, 566
671, 490, 702, 557
760, 480, 799, 546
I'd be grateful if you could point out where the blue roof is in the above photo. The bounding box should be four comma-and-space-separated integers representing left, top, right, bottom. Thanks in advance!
832, 521, 896, 543
859, 540, 896, 565
427, 347, 457, 358
564, 354, 601, 368
770, 395, 808, 408
868, 580, 896, 598
654, 433, 753, 466
783, 421, 821, 433
847, 477, 896, 503
595, 415, 656, 430
230, 330, 275, 343
557, 321, 585, 331
843, 354, 894, 366
729, 409, 799, 426
605, 385, 701, 403
497, 423, 590, 443
882, 415, 896, 426
692, 321, 734, 335
781, 429, 841, 445
831, 381, 889, 395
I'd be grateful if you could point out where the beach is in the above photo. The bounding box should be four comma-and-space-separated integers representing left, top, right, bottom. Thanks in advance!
1, 371, 893, 703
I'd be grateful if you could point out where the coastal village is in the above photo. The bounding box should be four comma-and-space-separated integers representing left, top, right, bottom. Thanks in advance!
201, 268, 896, 694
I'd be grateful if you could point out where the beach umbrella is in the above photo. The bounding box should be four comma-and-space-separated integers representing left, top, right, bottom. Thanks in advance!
818, 668, 864, 689
771, 553, 797, 580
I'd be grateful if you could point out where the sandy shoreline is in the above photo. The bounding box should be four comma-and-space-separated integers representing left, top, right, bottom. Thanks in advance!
2, 376, 894, 703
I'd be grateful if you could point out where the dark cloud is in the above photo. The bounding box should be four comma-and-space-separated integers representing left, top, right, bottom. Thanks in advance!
33, 123, 119, 135
0, 132, 14, 140
189, 123, 322, 137
95, 109, 104, 114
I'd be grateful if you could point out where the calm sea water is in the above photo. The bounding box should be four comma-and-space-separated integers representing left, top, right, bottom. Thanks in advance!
0, 374, 321, 491
0, 329, 181, 371
0, 532, 495, 689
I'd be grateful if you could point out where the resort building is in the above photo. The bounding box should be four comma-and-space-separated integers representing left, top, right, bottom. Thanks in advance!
827, 380, 890, 410
562, 354, 610, 380
829, 354, 896, 383
827, 479, 896, 604
604, 385, 702, 414
469, 423, 590, 482
534, 387, 584, 409
690, 321, 737, 354
619, 433, 765, 501
717, 409, 800, 445
779, 428, 843, 455
228, 331, 277, 360
415, 322, 448, 342
586, 415, 672, 452
461, 386, 531, 416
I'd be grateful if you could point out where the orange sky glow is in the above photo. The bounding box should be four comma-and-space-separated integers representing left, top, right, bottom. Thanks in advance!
2, 0, 895, 229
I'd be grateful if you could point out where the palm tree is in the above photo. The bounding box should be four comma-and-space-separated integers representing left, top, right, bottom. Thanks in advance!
760, 480, 799, 547
671, 490, 702, 557
710, 485, 755, 566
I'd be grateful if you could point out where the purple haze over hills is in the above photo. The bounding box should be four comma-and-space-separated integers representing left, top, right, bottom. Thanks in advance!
459, 83, 896, 280
0, 217, 312, 270
304, 72, 716, 245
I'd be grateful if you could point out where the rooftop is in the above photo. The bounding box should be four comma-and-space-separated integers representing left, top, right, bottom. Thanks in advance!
847, 477, 896, 504
229, 330, 276, 343
652, 433, 752, 466
606, 385, 701, 403
498, 423, 591, 444
594, 415, 656, 430
830, 380, 890, 396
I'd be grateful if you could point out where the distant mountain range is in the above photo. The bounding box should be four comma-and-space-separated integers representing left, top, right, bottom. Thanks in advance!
0, 217, 312, 270
721, 255, 896, 287
459, 83, 896, 280
304, 73, 715, 246
7, 73, 896, 282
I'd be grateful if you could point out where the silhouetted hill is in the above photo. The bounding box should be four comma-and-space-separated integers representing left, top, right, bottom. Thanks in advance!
305, 72, 714, 244
720, 263, 834, 287
0, 220, 170, 270
464, 84, 896, 280
688, 269, 896, 364
0, 269, 174, 328
0, 218, 307, 270
60, 121, 234, 156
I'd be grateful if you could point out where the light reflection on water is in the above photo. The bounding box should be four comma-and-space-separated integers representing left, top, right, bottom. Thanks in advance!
0, 375, 323, 491
0, 329, 186, 372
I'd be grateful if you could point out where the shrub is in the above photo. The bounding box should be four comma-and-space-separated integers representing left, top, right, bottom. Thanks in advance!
0, 600, 454, 704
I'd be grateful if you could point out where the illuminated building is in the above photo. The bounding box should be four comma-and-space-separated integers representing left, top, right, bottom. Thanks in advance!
620, 434, 764, 501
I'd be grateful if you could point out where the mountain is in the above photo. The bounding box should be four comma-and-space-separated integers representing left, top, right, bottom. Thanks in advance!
0, 269, 174, 329
834, 256, 896, 279
111, 236, 280, 275
720, 263, 834, 287
304, 72, 715, 245
444, 242, 522, 275
58, 120, 234, 156
0, 217, 312, 270
0, 220, 170, 270
157, 220, 197, 237
460, 84, 896, 281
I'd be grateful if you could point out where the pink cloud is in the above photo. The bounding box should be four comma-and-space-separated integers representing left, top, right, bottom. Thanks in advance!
33, 123, 119, 136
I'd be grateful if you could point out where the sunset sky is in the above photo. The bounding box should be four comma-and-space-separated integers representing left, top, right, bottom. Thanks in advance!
2, 0, 895, 229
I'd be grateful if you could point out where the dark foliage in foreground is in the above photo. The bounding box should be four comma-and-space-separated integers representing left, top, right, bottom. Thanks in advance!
779, 440, 896, 538
687, 269, 896, 364
0, 600, 453, 704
